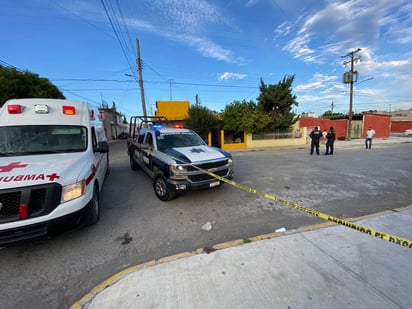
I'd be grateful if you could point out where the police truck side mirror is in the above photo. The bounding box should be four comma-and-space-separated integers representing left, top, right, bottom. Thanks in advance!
141, 143, 153, 151
94, 141, 109, 153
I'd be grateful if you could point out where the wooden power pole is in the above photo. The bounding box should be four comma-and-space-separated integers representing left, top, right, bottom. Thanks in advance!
342, 48, 361, 140
136, 39, 147, 118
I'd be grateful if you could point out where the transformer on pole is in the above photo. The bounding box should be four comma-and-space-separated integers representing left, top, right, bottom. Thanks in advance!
342, 48, 361, 140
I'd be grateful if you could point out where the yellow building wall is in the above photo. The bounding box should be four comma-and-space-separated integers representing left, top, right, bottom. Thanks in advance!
155, 101, 189, 120
220, 131, 248, 150
219, 126, 307, 150
245, 127, 307, 149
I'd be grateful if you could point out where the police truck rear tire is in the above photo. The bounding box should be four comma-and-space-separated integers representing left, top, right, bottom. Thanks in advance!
153, 175, 175, 201
130, 153, 139, 170
84, 185, 100, 225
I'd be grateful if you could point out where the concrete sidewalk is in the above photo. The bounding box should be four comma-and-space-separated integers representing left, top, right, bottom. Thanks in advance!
73, 206, 412, 309
334, 135, 411, 149
231, 135, 411, 152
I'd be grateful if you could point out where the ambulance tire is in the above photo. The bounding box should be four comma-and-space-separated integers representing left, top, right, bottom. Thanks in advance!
84, 185, 100, 225
153, 175, 175, 201
105, 154, 110, 175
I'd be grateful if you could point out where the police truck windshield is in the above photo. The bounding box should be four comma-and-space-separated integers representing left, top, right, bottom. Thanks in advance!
156, 132, 206, 150
0, 125, 87, 155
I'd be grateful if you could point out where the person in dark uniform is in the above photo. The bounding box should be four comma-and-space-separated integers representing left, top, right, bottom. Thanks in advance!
309, 126, 322, 155
324, 126, 336, 155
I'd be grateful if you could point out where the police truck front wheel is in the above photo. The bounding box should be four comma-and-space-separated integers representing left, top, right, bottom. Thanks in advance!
153, 175, 175, 201
83, 185, 100, 225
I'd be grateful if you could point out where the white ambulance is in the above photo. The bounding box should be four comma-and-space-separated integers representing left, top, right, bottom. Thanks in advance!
0, 98, 109, 246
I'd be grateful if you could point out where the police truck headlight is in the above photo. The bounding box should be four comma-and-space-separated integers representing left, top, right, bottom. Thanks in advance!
170, 165, 187, 179
61, 180, 86, 203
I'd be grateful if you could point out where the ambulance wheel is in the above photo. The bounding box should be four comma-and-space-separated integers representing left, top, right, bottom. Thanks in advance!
153, 175, 175, 201
105, 154, 110, 175
84, 185, 100, 225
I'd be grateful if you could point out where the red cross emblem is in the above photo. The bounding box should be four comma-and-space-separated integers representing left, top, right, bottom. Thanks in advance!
0, 162, 28, 173
47, 173, 60, 181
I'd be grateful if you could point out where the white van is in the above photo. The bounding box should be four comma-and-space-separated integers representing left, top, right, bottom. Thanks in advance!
0, 98, 109, 246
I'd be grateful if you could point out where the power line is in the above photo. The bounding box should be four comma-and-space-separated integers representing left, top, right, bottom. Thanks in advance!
49, 77, 259, 89
101, 0, 135, 78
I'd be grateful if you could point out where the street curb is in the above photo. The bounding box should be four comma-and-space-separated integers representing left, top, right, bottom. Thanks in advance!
70, 204, 412, 309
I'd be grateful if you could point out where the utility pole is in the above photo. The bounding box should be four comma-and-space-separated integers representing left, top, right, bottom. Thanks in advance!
136, 38, 147, 119
169, 79, 173, 101
342, 48, 361, 140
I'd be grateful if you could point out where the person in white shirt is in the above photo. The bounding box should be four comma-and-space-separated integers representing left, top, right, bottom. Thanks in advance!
365, 127, 376, 149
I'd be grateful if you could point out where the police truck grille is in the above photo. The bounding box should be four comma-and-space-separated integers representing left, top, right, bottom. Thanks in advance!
0, 184, 62, 223
187, 159, 228, 172
188, 169, 229, 182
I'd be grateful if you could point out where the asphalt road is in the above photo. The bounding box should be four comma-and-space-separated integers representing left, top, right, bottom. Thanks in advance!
1, 140, 411, 309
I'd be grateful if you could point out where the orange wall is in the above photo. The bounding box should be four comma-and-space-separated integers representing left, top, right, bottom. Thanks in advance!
391, 121, 412, 132
299, 118, 347, 139
362, 114, 391, 138
299, 114, 391, 139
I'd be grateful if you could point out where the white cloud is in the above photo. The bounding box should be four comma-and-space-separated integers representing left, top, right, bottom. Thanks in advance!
120, 0, 239, 63
283, 0, 410, 63
246, 0, 259, 7
294, 82, 322, 92
294, 73, 337, 92
218, 72, 248, 81
283, 33, 316, 61
172, 34, 235, 63
148, 0, 227, 33
274, 21, 293, 37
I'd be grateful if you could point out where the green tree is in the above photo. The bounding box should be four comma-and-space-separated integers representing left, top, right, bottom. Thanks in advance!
184, 105, 217, 140
0, 65, 65, 107
322, 110, 345, 119
256, 75, 298, 130
222, 100, 271, 134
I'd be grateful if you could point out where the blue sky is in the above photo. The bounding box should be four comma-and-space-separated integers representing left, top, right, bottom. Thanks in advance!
1, 0, 411, 119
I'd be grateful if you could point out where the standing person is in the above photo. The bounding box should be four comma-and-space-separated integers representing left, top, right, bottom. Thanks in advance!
309, 126, 322, 155
322, 129, 328, 144
324, 126, 336, 155
365, 127, 376, 149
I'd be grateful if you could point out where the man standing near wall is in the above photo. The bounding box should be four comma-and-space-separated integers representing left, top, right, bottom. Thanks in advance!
365, 127, 376, 149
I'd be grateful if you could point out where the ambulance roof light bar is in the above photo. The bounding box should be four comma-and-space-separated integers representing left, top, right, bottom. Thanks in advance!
62, 105, 76, 115
34, 104, 49, 114
7, 104, 22, 114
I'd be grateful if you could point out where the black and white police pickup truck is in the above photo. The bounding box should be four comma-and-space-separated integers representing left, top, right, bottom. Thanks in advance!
126, 116, 234, 201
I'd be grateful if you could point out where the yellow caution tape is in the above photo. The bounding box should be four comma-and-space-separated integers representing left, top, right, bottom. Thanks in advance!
190, 164, 412, 249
